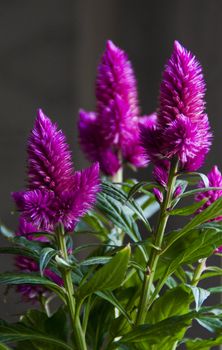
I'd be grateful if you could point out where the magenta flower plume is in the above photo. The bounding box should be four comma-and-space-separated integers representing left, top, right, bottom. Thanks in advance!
13, 109, 100, 232
141, 41, 212, 171
96, 40, 139, 146
79, 40, 149, 176
16, 217, 48, 242
195, 166, 222, 218
28, 109, 74, 195
78, 109, 120, 175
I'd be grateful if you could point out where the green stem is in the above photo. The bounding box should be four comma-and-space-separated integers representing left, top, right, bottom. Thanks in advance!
191, 258, 207, 286
56, 225, 87, 350
136, 159, 179, 325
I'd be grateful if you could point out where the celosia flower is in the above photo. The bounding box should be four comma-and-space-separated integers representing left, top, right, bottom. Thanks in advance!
195, 166, 222, 218
13, 109, 100, 232
16, 217, 48, 242
141, 41, 212, 171
78, 109, 120, 175
195, 165, 222, 253
78, 40, 149, 176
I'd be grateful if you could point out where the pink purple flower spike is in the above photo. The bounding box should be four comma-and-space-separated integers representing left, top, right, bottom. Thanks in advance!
140, 41, 212, 171
78, 109, 120, 176
56, 163, 100, 231
79, 40, 148, 175
195, 166, 222, 219
96, 40, 139, 146
13, 110, 100, 232
28, 109, 74, 195
17, 217, 49, 242
13, 189, 55, 231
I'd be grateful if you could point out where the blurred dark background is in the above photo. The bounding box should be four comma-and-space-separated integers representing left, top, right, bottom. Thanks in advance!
0, 0, 222, 341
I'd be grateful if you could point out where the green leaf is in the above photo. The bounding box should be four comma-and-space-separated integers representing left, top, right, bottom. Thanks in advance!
39, 248, 57, 276
166, 196, 222, 250
185, 336, 222, 350
0, 273, 65, 302
0, 324, 72, 350
153, 226, 222, 305
96, 291, 133, 324
126, 181, 149, 200
185, 285, 210, 311
146, 286, 191, 324
181, 172, 210, 187
79, 256, 112, 266
196, 315, 222, 333
100, 182, 151, 231
168, 199, 207, 216
78, 245, 131, 299
115, 312, 194, 345
171, 187, 222, 205
0, 343, 12, 350
97, 192, 141, 242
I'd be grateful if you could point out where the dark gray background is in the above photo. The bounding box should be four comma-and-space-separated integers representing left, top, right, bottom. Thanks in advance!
0, 0, 222, 336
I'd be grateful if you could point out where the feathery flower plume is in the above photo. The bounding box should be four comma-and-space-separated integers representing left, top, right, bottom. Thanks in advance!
78, 109, 120, 175
13, 109, 100, 232
141, 41, 212, 171
79, 40, 149, 176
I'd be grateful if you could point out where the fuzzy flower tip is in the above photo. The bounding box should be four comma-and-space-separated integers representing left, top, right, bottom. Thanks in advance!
141, 41, 212, 171
79, 40, 148, 176
13, 109, 100, 232
96, 40, 139, 146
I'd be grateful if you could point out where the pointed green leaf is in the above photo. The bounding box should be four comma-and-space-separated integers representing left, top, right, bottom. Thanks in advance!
78, 246, 131, 299
166, 196, 222, 250
0, 324, 72, 350
168, 199, 207, 216
185, 285, 210, 311
39, 248, 57, 276
0, 273, 65, 302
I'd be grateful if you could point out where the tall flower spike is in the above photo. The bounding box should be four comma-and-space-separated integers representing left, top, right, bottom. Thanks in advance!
141, 41, 212, 171
96, 40, 139, 146
13, 109, 100, 232
28, 109, 74, 195
79, 40, 149, 176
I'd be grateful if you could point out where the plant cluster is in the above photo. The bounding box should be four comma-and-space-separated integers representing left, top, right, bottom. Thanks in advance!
1, 40, 222, 349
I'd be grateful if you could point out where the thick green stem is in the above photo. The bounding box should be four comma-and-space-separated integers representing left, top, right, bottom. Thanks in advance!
136, 159, 179, 325
191, 258, 207, 286
56, 226, 87, 350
